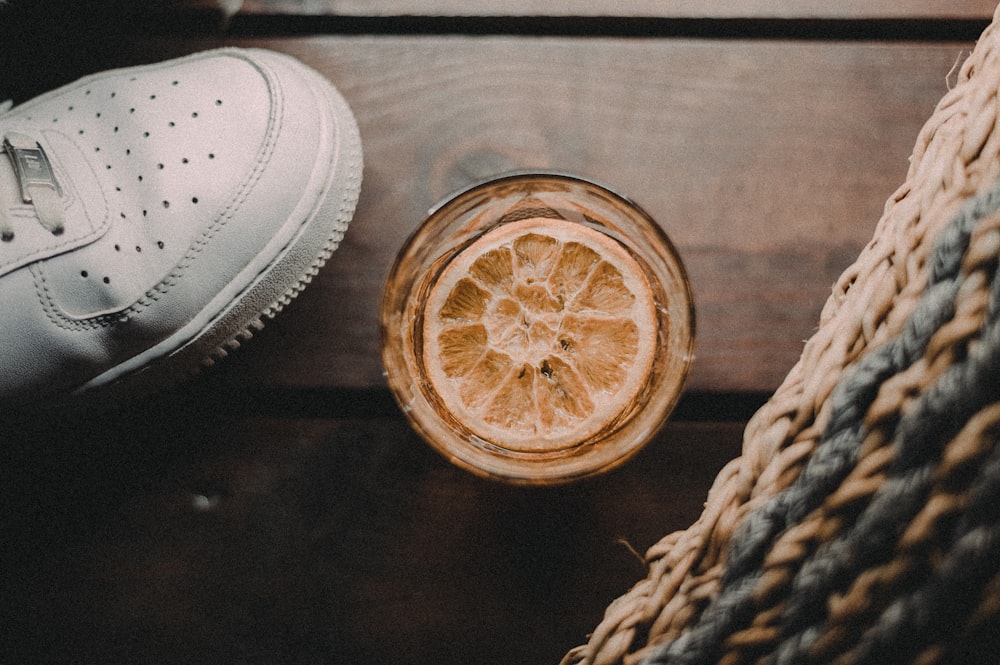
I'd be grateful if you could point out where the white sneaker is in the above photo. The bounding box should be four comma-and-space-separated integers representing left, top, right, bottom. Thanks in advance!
0, 48, 363, 407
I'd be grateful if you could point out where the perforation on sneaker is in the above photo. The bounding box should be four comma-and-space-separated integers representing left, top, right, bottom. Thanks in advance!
7, 57, 267, 315
0, 48, 363, 406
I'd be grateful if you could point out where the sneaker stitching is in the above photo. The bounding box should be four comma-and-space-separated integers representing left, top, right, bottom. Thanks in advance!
125, 51, 286, 319
4, 49, 362, 407
32, 52, 285, 332
31, 263, 113, 331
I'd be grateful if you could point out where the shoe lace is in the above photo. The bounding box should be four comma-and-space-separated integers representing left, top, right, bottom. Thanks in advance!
1, 131, 65, 241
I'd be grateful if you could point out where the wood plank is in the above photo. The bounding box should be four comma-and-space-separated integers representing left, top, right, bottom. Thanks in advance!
1, 399, 744, 665
124, 35, 963, 394
3, 34, 972, 394
239, 0, 998, 21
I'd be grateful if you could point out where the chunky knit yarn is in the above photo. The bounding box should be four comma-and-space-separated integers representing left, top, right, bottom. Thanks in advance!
563, 5, 1000, 665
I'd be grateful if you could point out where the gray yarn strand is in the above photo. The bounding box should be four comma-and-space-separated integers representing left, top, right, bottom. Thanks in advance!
724, 181, 998, 585
770, 211, 1000, 664
643, 285, 957, 665
640, 182, 1000, 665
771, 280, 1000, 664
650, 310, 952, 665
846, 405, 1000, 665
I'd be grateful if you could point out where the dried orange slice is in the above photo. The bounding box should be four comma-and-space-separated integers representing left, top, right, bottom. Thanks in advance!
422, 217, 658, 453
381, 172, 693, 484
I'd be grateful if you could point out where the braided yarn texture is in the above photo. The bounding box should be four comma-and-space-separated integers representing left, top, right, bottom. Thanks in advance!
562, 6, 1000, 665
647, 180, 1000, 665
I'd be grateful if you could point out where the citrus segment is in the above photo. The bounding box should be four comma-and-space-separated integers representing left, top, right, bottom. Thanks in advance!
573, 262, 635, 315
484, 363, 537, 433
423, 217, 657, 453
534, 355, 593, 427
468, 248, 514, 291
461, 348, 512, 410
559, 314, 641, 392
549, 242, 602, 298
513, 233, 561, 281
438, 278, 490, 322
437, 324, 488, 376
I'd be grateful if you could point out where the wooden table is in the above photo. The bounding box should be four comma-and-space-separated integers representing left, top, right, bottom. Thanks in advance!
1, 2, 992, 663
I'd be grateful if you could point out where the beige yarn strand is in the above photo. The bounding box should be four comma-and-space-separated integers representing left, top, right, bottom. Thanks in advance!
562, 6, 1000, 665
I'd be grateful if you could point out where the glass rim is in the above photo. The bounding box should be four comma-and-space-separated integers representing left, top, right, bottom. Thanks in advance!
381, 171, 696, 485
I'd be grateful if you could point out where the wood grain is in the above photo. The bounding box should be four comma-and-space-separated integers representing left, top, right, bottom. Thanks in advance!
2, 11, 988, 665
1, 397, 743, 665
239, 0, 997, 20
118, 36, 970, 393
